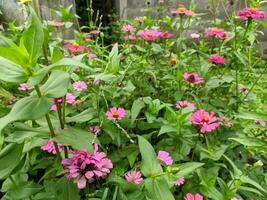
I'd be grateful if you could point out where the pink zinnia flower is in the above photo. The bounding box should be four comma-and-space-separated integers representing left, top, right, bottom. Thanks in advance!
205, 27, 229, 40
62, 145, 113, 189
89, 125, 101, 135
87, 53, 97, 59
157, 150, 173, 165
124, 35, 136, 41
184, 193, 203, 200
138, 29, 164, 41
125, 171, 143, 184
106, 107, 126, 121
190, 33, 200, 39
41, 139, 63, 154
66, 93, 76, 104
176, 101, 196, 110
209, 55, 225, 65
191, 109, 220, 133
171, 7, 196, 16
183, 72, 204, 85
73, 81, 88, 92
48, 21, 65, 27
237, 7, 266, 20
122, 24, 136, 33
64, 43, 87, 53
18, 83, 33, 91
175, 177, 185, 186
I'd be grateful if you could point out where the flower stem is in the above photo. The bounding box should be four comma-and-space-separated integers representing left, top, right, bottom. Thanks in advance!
114, 122, 135, 144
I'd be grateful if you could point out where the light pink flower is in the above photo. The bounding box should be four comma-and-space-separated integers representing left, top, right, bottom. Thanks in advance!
48, 21, 65, 27
18, 83, 33, 91
125, 171, 143, 184
191, 109, 220, 133
158, 0, 165, 3
237, 7, 266, 20
106, 107, 126, 121
73, 81, 88, 92
190, 33, 200, 39
62, 145, 113, 189
87, 53, 97, 59
66, 93, 76, 104
124, 35, 136, 41
8, 96, 16, 105
176, 101, 196, 110
205, 27, 229, 40
122, 24, 136, 33
135, 16, 145, 23
89, 125, 101, 135
41, 139, 63, 154
90, 29, 100, 35
175, 177, 185, 186
157, 150, 173, 165
93, 79, 100, 86
50, 93, 75, 111
184, 193, 203, 200
138, 29, 164, 41
171, 7, 196, 16
64, 43, 87, 53
209, 55, 225, 65
183, 72, 204, 85
219, 117, 233, 128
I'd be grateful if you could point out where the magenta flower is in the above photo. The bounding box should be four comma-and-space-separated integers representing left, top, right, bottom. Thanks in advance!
237, 7, 266, 20
125, 171, 143, 184
122, 24, 136, 33
191, 109, 220, 133
50, 93, 75, 111
89, 125, 101, 135
175, 177, 185, 186
184, 193, 203, 200
124, 35, 136, 41
18, 83, 33, 91
209, 55, 225, 65
106, 107, 126, 121
138, 29, 164, 41
205, 27, 229, 40
87, 53, 97, 59
73, 81, 88, 92
64, 43, 87, 53
183, 72, 204, 85
48, 21, 65, 27
157, 150, 173, 165
176, 101, 196, 110
171, 7, 196, 16
62, 145, 113, 189
66, 93, 76, 105
41, 139, 63, 154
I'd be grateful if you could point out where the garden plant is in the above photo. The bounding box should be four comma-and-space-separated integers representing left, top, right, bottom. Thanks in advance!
0, 0, 267, 199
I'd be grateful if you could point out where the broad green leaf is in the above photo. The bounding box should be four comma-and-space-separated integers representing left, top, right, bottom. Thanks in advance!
236, 112, 267, 121
173, 162, 204, 177
200, 185, 225, 200
0, 86, 12, 99
138, 136, 162, 177
0, 47, 29, 67
241, 176, 267, 194
131, 99, 145, 124
108, 176, 140, 192
40, 70, 70, 98
22, 7, 44, 65
158, 125, 178, 136
66, 108, 97, 123
55, 127, 97, 152
0, 57, 29, 83
0, 143, 24, 179
106, 43, 120, 73
0, 96, 51, 133
145, 176, 175, 200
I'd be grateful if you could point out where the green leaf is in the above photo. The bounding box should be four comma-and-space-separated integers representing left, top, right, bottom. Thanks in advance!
66, 108, 97, 123
106, 43, 120, 73
138, 136, 162, 177
0, 57, 29, 83
131, 99, 145, 124
22, 7, 44, 65
236, 112, 267, 121
200, 185, 225, 200
55, 127, 97, 152
0, 96, 51, 133
4, 182, 42, 199
174, 162, 204, 177
40, 70, 70, 98
241, 176, 267, 194
0, 47, 29, 67
145, 176, 175, 200
0, 143, 24, 179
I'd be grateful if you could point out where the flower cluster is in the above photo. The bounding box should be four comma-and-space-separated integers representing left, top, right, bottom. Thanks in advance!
237, 7, 266, 20
18, 83, 33, 91
72, 81, 88, 92
41, 139, 63, 154
50, 93, 75, 111
138, 29, 173, 41
65, 43, 87, 53
125, 170, 143, 184
205, 27, 229, 40
62, 145, 113, 189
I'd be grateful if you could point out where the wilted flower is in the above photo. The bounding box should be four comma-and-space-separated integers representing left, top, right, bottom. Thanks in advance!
171, 7, 196, 16
191, 109, 220, 133
122, 24, 136, 33
87, 53, 97, 59
255, 120, 266, 127
160, 32, 175, 39
135, 16, 145, 23
93, 79, 100, 86
205, 27, 229, 40
41, 139, 63, 154
184, 193, 203, 200
175, 177, 185, 186
48, 21, 65, 27
18, 83, 33, 91
7, 96, 17, 105
125, 171, 143, 184
176, 101, 196, 110
62, 144, 113, 189
237, 7, 266, 20
64, 43, 87, 53
90, 29, 100, 35
219, 117, 233, 128
183, 72, 204, 85
209, 55, 225, 65
106, 107, 126, 121
73, 81, 88, 92
190, 33, 200, 39
170, 58, 177, 65
138, 29, 164, 41
89, 125, 101, 135
157, 150, 173, 165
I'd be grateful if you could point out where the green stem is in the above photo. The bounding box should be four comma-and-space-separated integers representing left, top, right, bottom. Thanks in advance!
114, 122, 135, 144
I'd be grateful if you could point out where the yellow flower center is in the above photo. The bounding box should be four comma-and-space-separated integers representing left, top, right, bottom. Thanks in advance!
19, 0, 31, 4
177, 7, 186, 11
